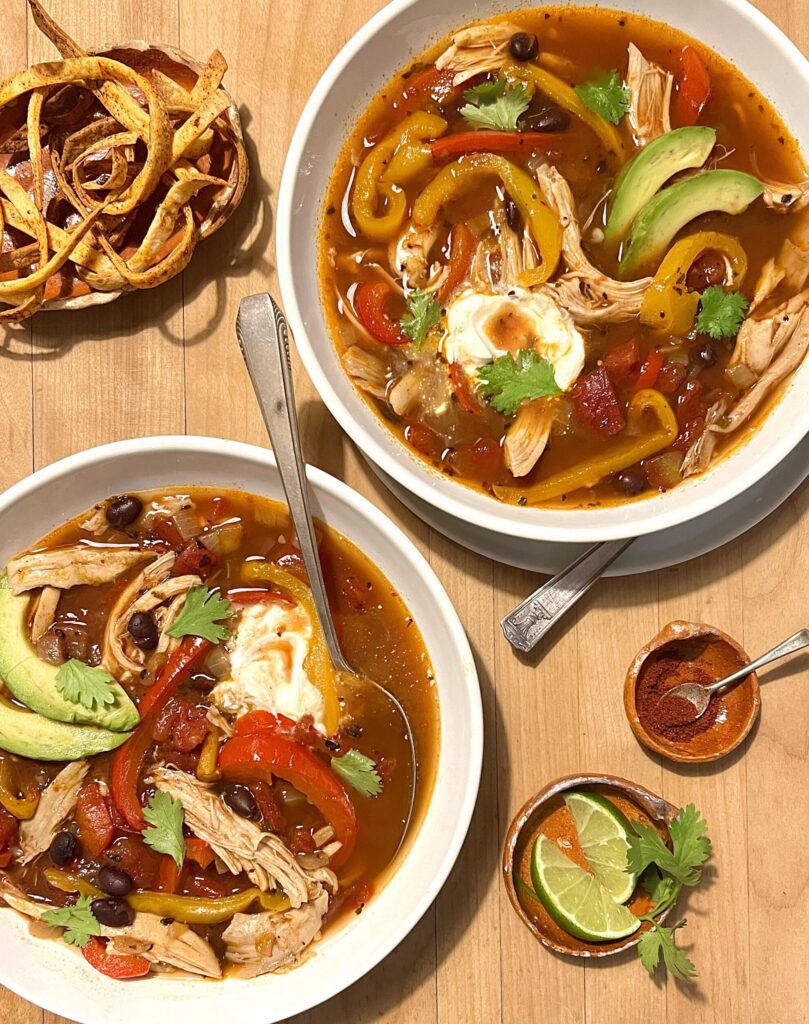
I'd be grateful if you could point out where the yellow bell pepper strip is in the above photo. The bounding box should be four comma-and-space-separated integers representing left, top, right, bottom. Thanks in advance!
352, 112, 447, 243
0, 757, 39, 820
640, 232, 748, 335
502, 62, 626, 166
240, 562, 340, 735
44, 868, 291, 924
195, 727, 221, 783
494, 389, 678, 505
413, 153, 562, 284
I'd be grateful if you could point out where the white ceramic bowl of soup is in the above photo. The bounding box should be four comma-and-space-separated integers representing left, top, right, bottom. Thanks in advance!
277, 0, 809, 544
0, 436, 482, 1024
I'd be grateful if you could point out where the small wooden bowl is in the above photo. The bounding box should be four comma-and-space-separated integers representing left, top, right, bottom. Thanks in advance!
624, 621, 761, 764
502, 774, 679, 958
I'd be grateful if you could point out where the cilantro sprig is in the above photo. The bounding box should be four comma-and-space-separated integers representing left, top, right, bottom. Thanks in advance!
167, 585, 233, 644
478, 350, 562, 415
695, 286, 748, 339
42, 895, 101, 948
574, 70, 630, 124
628, 804, 711, 980
401, 289, 442, 347
142, 791, 186, 868
460, 79, 531, 132
331, 749, 383, 797
54, 660, 119, 711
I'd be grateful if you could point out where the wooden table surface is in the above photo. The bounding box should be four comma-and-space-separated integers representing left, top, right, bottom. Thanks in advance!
1, 1, 808, 1021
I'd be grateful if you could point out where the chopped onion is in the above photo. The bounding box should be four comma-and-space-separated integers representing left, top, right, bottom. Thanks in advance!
201, 519, 243, 556
204, 644, 232, 680
725, 363, 757, 390
171, 503, 203, 541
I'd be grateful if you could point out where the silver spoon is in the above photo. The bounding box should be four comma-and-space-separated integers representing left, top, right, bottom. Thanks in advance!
235, 293, 417, 843
658, 627, 809, 720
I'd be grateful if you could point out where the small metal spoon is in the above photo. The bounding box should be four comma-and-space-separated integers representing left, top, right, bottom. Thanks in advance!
659, 627, 809, 720
236, 292, 417, 839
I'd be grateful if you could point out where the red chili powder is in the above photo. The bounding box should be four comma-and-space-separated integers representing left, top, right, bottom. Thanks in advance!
635, 641, 722, 741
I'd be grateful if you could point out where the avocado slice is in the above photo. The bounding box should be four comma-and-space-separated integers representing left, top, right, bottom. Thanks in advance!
619, 170, 764, 278
0, 696, 131, 761
604, 126, 717, 245
0, 576, 139, 732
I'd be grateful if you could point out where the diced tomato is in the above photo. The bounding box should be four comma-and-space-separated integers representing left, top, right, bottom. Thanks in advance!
200, 496, 230, 524
676, 379, 706, 427
397, 66, 459, 114
448, 362, 481, 415
182, 871, 228, 899
405, 422, 440, 457
0, 805, 18, 851
634, 349, 665, 392
251, 781, 285, 831
671, 416, 706, 453
151, 515, 185, 551
82, 937, 150, 980
448, 437, 503, 481
603, 338, 641, 385
153, 699, 210, 753
289, 825, 317, 855
172, 539, 218, 581
341, 574, 367, 612
675, 45, 711, 126
354, 281, 408, 345
323, 880, 374, 927
104, 836, 163, 889
267, 542, 306, 576
437, 224, 476, 305
572, 368, 626, 438
76, 783, 114, 857
656, 360, 688, 395
185, 837, 215, 869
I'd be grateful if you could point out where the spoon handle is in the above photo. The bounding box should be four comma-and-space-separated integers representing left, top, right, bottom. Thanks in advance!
236, 293, 351, 674
500, 539, 633, 653
706, 628, 809, 694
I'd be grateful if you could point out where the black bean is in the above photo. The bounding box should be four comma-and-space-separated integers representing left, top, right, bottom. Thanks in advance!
531, 106, 571, 133
98, 866, 133, 897
504, 194, 522, 232
615, 470, 647, 496
699, 343, 717, 367
91, 897, 134, 928
128, 611, 159, 651
49, 830, 77, 866
221, 783, 258, 819
509, 32, 539, 61
106, 495, 143, 529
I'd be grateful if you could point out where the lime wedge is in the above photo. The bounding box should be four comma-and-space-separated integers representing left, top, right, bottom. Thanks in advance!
564, 791, 638, 904
530, 834, 641, 942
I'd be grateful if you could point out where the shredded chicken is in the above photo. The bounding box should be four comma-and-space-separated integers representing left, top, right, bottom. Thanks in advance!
535, 163, 652, 323
504, 400, 555, 477
18, 761, 88, 864
748, 221, 809, 317
30, 586, 61, 642
390, 222, 443, 293
626, 43, 673, 146
435, 21, 522, 87
152, 768, 338, 908
223, 890, 329, 978
6, 545, 150, 594
341, 345, 388, 400
78, 504, 109, 536
102, 552, 199, 679
761, 179, 809, 214
388, 367, 424, 416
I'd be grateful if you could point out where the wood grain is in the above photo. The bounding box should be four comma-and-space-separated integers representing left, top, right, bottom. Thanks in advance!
0, 1, 807, 1022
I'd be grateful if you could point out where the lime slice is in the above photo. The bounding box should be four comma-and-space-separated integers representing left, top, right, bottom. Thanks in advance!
564, 791, 638, 904
530, 834, 641, 942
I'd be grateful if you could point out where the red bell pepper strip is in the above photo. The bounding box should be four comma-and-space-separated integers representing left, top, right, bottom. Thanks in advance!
220, 732, 358, 868
233, 710, 297, 738
82, 937, 150, 980
111, 637, 211, 830
448, 362, 481, 415
429, 130, 564, 160
157, 855, 181, 894
354, 281, 408, 345
75, 783, 114, 857
398, 66, 459, 115
185, 837, 215, 870
437, 223, 476, 305
675, 46, 711, 126
634, 349, 665, 393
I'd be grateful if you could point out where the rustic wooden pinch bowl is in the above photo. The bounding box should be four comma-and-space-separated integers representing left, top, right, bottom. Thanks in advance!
624, 621, 761, 764
502, 773, 679, 958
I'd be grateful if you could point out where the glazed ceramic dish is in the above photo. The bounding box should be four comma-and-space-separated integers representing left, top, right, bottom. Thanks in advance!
277, 0, 809, 543
0, 437, 482, 1024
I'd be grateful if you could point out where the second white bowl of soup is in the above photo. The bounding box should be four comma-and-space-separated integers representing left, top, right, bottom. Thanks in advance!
278, 0, 809, 543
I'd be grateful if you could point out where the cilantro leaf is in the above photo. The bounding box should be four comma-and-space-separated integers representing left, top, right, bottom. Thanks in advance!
142, 791, 186, 868
331, 749, 382, 797
478, 350, 562, 415
42, 895, 101, 948
574, 70, 630, 124
638, 920, 697, 981
669, 803, 712, 881
54, 660, 118, 711
460, 78, 531, 132
641, 865, 680, 917
401, 289, 442, 347
166, 586, 233, 643
696, 286, 748, 339
626, 820, 686, 883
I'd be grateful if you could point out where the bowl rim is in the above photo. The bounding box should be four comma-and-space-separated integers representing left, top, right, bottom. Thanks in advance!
0, 435, 483, 1024
276, 0, 809, 544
